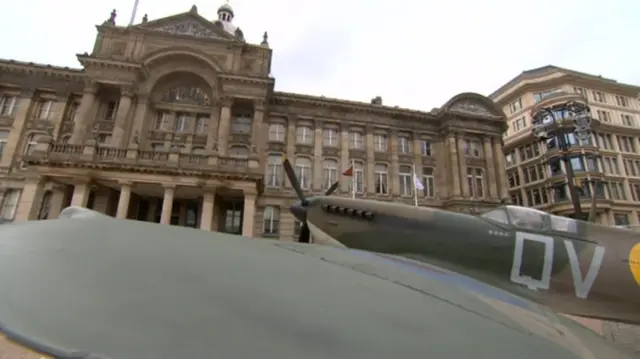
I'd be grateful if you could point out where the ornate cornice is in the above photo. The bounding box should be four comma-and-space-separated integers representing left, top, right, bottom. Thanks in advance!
271, 92, 431, 120
218, 73, 274, 86
24, 159, 264, 182
77, 54, 143, 71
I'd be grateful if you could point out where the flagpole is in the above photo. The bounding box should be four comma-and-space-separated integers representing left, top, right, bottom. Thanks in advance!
129, 0, 140, 26
351, 158, 356, 199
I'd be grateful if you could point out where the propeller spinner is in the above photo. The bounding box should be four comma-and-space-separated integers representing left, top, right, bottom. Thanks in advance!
282, 157, 338, 243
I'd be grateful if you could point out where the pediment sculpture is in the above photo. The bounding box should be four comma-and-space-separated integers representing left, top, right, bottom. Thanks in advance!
450, 100, 495, 117
151, 19, 230, 40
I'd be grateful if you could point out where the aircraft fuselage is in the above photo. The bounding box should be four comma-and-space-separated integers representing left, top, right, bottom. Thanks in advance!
305, 196, 640, 324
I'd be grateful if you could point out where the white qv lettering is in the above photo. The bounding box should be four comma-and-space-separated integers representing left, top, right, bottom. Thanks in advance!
510, 232, 605, 299
564, 240, 605, 299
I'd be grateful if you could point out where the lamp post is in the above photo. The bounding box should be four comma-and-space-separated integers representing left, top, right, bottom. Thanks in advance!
531, 100, 592, 220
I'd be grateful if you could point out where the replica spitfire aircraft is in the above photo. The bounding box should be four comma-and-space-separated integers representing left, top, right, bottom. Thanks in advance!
281, 157, 640, 326
0, 206, 636, 359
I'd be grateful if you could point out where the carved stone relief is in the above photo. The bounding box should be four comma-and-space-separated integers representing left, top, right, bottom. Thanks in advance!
450, 100, 494, 117
295, 144, 313, 156
374, 152, 391, 162
267, 142, 285, 153
349, 149, 366, 159
153, 20, 229, 40
322, 147, 339, 158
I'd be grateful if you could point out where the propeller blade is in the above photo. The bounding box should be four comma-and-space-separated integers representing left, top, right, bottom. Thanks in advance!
282, 157, 306, 202
299, 223, 311, 243
324, 181, 339, 196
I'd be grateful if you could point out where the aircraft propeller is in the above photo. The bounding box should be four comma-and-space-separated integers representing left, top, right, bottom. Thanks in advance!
282, 157, 338, 243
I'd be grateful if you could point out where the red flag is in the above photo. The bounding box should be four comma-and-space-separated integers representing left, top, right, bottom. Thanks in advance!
342, 166, 353, 176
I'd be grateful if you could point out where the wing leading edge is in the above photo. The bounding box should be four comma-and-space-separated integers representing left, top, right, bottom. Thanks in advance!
0, 207, 633, 359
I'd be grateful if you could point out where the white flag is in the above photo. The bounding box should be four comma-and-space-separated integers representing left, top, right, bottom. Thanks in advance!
413, 173, 424, 191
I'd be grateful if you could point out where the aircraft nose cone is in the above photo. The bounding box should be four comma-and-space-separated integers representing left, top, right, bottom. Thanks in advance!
290, 202, 307, 223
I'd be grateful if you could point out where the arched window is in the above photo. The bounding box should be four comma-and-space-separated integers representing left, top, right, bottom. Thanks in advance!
399, 165, 413, 196
262, 206, 280, 236
229, 146, 249, 158
265, 155, 283, 188
375, 163, 388, 194
295, 157, 312, 190
163, 86, 210, 106
322, 159, 338, 189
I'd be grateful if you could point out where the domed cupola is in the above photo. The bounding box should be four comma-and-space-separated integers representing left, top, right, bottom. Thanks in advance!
215, 1, 238, 35
217, 2, 234, 22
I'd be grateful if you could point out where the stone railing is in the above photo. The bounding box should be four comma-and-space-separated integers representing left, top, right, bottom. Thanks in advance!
24, 140, 261, 177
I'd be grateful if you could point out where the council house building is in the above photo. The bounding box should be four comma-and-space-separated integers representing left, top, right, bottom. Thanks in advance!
0, 4, 509, 239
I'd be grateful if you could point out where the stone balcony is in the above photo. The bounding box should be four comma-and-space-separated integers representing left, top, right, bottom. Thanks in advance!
23, 139, 264, 181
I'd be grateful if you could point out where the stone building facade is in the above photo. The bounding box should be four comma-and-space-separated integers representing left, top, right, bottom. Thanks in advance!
492, 66, 640, 226
0, 4, 508, 239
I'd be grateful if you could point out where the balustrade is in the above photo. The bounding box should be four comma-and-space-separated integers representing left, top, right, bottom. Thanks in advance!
23, 142, 259, 175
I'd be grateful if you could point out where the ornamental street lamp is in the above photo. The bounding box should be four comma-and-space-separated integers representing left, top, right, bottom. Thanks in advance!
531, 100, 592, 220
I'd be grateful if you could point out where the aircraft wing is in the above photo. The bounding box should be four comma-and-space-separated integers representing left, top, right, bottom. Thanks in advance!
0, 207, 633, 359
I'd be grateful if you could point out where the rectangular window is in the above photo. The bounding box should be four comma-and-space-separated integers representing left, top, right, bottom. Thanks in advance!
0, 95, 17, 116
374, 134, 387, 152
323, 128, 339, 147
0, 189, 21, 220
349, 131, 364, 149
422, 167, 435, 198
420, 140, 433, 156
268, 123, 286, 142
466, 167, 484, 198
36, 100, 53, 120
296, 126, 313, 144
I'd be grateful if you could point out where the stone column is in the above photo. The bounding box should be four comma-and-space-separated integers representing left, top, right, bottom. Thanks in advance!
252, 100, 265, 154
0, 89, 34, 168
51, 93, 70, 140
70, 81, 98, 144
129, 95, 149, 147
160, 185, 175, 225
448, 133, 461, 198
284, 116, 296, 189
205, 102, 221, 151
111, 86, 134, 147
365, 127, 375, 195
313, 121, 323, 191
340, 126, 349, 192
483, 137, 498, 199
242, 192, 256, 237
47, 185, 67, 219
216, 97, 233, 156
13, 177, 46, 221
493, 140, 509, 200
390, 131, 400, 196
116, 181, 132, 219
200, 190, 215, 231
457, 136, 469, 197
71, 181, 92, 207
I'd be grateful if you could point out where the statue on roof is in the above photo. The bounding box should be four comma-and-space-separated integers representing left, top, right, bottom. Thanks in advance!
108, 9, 117, 25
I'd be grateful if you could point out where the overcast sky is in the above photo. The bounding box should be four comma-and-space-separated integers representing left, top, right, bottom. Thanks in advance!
1, 0, 638, 110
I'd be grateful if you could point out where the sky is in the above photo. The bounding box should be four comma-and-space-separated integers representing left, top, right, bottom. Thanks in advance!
1, 0, 638, 111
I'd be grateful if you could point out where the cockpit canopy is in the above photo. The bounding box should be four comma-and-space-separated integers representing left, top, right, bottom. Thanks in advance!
480, 205, 578, 234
